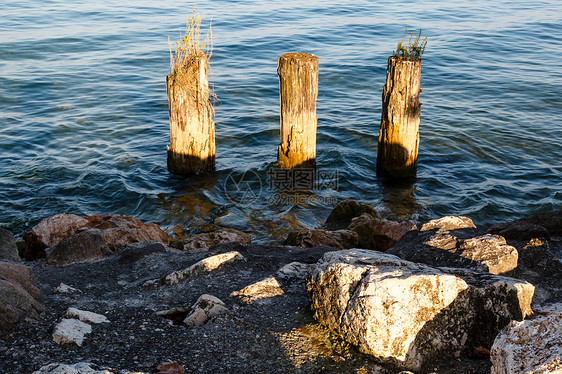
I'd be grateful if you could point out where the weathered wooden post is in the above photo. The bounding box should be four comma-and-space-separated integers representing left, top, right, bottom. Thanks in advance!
277, 52, 319, 169
377, 30, 426, 178
167, 52, 215, 174
167, 11, 215, 175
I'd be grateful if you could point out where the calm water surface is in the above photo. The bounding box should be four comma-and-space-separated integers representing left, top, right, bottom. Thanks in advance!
1, 0, 561, 240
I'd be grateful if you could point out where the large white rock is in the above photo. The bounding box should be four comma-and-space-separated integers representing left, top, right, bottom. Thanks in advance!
307, 249, 535, 371
66, 308, 109, 324
491, 306, 562, 374
52, 318, 92, 346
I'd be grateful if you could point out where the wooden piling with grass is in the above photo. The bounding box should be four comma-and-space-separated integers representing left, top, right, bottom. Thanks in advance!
377, 30, 426, 178
277, 52, 319, 169
166, 8, 215, 175
167, 51, 215, 175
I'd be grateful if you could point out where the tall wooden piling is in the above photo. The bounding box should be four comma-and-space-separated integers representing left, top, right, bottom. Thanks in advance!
277, 52, 319, 169
167, 51, 215, 175
377, 56, 421, 178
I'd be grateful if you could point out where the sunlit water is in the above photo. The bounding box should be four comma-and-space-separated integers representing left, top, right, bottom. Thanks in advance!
1, 0, 561, 241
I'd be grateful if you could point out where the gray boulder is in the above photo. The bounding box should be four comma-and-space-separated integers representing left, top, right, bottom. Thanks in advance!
0, 228, 20, 262
307, 249, 534, 371
0, 261, 45, 336
46, 230, 112, 266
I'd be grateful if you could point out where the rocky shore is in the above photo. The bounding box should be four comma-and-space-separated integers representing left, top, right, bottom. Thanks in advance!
1, 202, 560, 373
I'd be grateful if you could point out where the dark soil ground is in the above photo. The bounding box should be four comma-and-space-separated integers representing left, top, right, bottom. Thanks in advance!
1, 242, 493, 374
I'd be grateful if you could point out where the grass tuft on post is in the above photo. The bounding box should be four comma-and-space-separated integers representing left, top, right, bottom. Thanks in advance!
166, 7, 216, 175
377, 29, 427, 179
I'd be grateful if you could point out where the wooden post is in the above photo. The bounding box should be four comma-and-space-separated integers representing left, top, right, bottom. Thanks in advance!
277, 52, 319, 169
377, 56, 421, 178
167, 51, 215, 175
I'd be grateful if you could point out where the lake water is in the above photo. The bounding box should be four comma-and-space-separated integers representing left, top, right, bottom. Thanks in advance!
1, 0, 561, 241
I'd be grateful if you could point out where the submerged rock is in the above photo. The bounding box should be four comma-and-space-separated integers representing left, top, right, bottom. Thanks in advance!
283, 229, 358, 249
348, 213, 417, 251
307, 249, 534, 371
325, 200, 378, 230
491, 306, 562, 374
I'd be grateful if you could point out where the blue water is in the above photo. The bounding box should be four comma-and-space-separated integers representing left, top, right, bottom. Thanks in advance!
1, 0, 561, 241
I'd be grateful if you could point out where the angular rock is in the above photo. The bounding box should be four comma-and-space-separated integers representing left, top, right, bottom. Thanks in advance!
23, 213, 91, 260
325, 200, 377, 230
388, 229, 519, 275
0, 261, 45, 336
458, 235, 519, 275
348, 213, 417, 251
23, 213, 171, 260
46, 230, 112, 266
94, 214, 170, 251
523, 209, 562, 236
0, 228, 20, 262
55, 283, 82, 294
488, 220, 551, 241
277, 262, 311, 279
145, 251, 245, 287
32, 362, 107, 374
420, 216, 477, 232
230, 277, 284, 303
517, 239, 562, 279
283, 229, 358, 249
488, 210, 562, 239
184, 294, 227, 327
307, 249, 534, 371
66, 308, 109, 324
156, 361, 185, 374
182, 228, 251, 251
52, 318, 92, 346
491, 306, 562, 374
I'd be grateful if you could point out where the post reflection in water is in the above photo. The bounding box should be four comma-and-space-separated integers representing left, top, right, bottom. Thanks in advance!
378, 178, 421, 220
